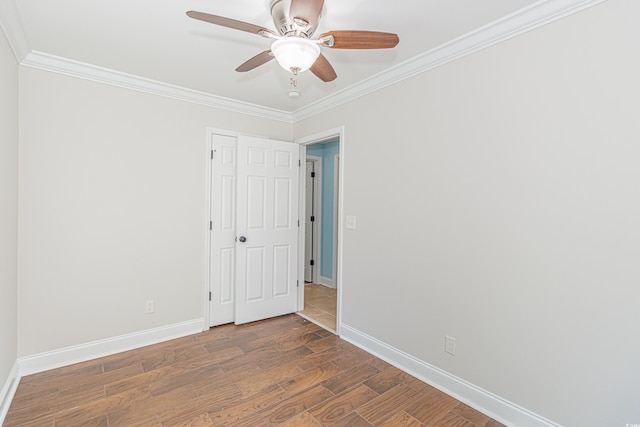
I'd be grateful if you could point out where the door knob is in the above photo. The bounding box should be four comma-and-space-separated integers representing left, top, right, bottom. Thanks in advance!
239, 236, 247, 243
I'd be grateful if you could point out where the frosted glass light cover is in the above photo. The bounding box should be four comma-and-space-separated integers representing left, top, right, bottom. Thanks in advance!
271, 38, 321, 72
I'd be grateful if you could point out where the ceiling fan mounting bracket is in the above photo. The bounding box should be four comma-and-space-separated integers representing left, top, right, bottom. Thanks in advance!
270, 0, 320, 38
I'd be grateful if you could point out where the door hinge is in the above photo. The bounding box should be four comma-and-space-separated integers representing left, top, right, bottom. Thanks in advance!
310, 216, 315, 222
299, 159, 301, 167
209, 221, 212, 230
209, 291, 212, 301
311, 171, 316, 178
211, 150, 214, 159
310, 259, 315, 266
298, 220, 300, 227
297, 280, 299, 287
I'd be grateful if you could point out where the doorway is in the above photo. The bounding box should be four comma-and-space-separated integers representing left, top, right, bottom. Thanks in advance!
204, 126, 344, 335
298, 138, 341, 332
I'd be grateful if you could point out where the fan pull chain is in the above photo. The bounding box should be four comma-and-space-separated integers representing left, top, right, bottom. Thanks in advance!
288, 67, 301, 97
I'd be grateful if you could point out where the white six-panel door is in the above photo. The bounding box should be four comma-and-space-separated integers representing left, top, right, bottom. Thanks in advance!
234, 136, 300, 324
210, 134, 300, 326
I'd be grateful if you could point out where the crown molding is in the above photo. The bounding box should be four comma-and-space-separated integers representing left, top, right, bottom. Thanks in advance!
6, 0, 606, 124
0, 0, 30, 61
290, 0, 607, 122
21, 51, 293, 124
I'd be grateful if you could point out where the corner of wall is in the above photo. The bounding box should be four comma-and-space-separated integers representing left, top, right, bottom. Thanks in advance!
0, 361, 20, 425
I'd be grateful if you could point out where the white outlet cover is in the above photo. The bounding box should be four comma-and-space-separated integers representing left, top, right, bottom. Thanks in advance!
445, 335, 456, 355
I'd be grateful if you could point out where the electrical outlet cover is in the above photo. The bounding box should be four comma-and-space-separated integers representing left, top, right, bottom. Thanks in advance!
445, 335, 456, 355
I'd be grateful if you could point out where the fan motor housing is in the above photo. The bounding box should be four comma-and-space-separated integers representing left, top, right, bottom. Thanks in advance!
270, 0, 321, 38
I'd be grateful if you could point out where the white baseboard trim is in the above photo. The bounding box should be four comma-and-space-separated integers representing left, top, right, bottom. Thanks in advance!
0, 361, 20, 425
318, 276, 335, 289
339, 323, 562, 427
18, 318, 204, 377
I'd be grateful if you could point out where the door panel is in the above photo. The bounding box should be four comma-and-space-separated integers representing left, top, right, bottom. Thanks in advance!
274, 178, 292, 229
235, 136, 300, 324
209, 135, 237, 326
273, 245, 291, 296
219, 248, 234, 304
245, 247, 265, 301
247, 176, 266, 229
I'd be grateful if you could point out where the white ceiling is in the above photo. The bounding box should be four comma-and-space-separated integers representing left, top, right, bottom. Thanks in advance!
7, 0, 568, 113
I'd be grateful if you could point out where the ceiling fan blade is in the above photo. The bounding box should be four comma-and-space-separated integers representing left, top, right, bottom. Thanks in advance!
310, 54, 337, 82
320, 30, 399, 49
236, 50, 275, 72
186, 11, 276, 37
289, 0, 324, 30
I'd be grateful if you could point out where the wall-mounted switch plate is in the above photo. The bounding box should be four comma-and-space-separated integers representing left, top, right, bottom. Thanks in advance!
346, 215, 357, 229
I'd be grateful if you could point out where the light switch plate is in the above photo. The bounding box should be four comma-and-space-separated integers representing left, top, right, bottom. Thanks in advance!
346, 215, 356, 229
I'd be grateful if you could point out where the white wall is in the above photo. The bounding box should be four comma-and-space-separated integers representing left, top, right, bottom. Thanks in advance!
294, 1, 640, 426
17, 67, 292, 357
0, 23, 19, 397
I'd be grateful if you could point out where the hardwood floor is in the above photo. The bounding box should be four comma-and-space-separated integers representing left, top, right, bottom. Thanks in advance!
300, 284, 337, 331
4, 315, 505, 427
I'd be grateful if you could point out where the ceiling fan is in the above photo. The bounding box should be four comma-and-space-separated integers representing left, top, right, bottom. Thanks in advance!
186, 0, 399, 82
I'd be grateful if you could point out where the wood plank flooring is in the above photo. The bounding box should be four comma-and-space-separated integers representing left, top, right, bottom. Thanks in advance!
300, 284, 337, 331
4, 315, 505, 427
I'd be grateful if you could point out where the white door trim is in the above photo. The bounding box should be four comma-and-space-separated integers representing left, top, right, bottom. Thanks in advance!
295, 126, 345, 335
305, 155, 322, 284
332, 154, 340, 289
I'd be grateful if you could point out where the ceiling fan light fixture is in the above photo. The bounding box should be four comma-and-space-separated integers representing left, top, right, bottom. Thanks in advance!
271, 37, 320, 73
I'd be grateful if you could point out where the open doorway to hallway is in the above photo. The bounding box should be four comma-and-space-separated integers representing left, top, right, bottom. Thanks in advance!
299, 139, 339, 332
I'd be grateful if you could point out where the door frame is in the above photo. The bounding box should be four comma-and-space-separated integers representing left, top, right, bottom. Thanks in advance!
296, 126, 345, 335
203, 126, 344, 333
332, 154, 340, 289
304, 155, 322, 284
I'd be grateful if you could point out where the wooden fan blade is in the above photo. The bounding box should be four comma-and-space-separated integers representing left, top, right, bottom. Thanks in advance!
236, 50, 275, 72
186, 11, 276, 37
320, 30, 399, 49
289, 0, 324, 29
310, 54, 337, 82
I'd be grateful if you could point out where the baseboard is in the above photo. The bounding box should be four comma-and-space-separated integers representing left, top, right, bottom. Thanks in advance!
0, 361, 20, 425
339, 324, 562, 427
18, 318, 204, 377
319, 276, 335, 288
